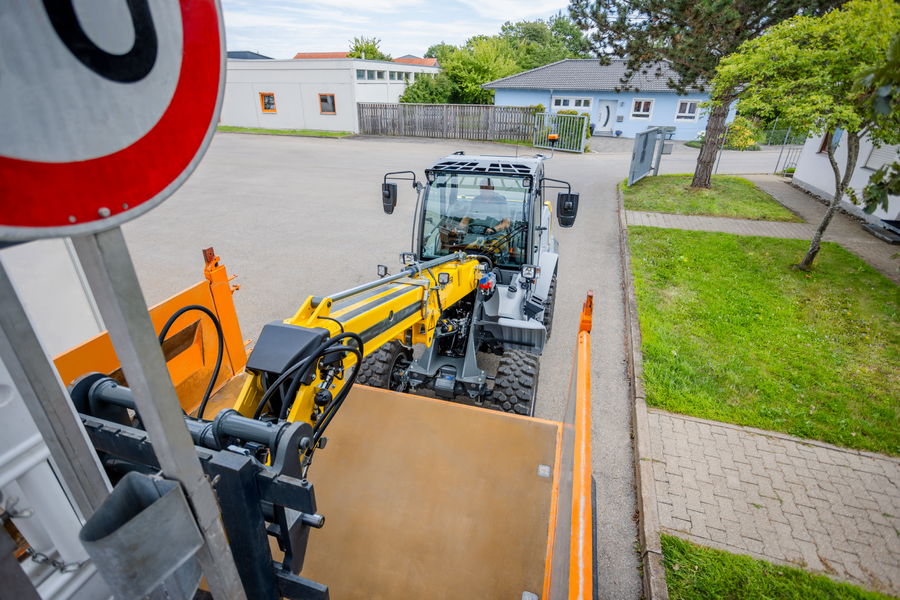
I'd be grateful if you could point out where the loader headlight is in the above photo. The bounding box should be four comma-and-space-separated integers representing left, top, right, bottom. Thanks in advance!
377, 265, 389, 278
426, 170, 435, 183
400, 252, 417, 266
523, 176, 532, 189
438, 272, 450, 285
521, 264, 540, 281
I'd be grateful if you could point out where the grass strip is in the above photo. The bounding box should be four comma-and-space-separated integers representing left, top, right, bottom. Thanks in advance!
217, 126, 353, 137
663, 535, 892, 599
624, 175, 802, 222
629, 227, 900, 454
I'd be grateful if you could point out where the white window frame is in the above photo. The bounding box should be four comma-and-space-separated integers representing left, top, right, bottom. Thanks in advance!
675, 99, 699, 122
631, 98, 654, 120
551, 96, 592, 111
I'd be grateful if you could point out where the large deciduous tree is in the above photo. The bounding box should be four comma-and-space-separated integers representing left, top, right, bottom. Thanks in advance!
569, 0, 844, 189
710, 0, 900, 270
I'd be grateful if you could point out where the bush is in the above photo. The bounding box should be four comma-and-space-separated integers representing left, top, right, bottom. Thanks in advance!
724, 115, 760, 151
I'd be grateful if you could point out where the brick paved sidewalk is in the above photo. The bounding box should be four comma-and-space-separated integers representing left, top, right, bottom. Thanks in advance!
650, 410, 900, 596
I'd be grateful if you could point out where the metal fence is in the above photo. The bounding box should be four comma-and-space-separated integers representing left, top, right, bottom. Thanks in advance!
760, 129, 808, 146
532, 113, 589, 153
357, 103, 537, 142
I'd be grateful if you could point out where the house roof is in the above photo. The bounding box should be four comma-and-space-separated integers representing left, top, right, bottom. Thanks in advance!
394, 57, 439, 67
482, 59, 703, 93
227, 51, 272, 60
398, 54, 420, 59
293, 52, 350, 59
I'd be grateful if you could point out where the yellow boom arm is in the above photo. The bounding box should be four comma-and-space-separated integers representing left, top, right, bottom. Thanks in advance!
231, 253, 482, 426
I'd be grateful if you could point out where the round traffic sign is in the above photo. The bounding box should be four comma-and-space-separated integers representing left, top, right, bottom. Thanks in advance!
0, 0, 225, 241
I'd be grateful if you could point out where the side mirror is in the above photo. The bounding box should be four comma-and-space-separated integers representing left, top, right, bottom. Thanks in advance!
382, 183, 397, 214
557, 192, 579, 228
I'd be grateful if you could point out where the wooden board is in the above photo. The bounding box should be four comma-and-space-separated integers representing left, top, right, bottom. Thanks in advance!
293, 385, 561, 599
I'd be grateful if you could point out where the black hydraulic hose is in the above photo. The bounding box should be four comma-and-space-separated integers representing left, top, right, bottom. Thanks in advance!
310, 346, 362, 447
278, 333, 364, 420
157, 305, 224, 420
251, 332, 364, 420
469, 254, 493, 271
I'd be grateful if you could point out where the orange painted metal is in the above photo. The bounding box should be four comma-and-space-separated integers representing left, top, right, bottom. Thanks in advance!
542, 425, 564, 600
569, 292, 593, 599
53, 253, 247, 415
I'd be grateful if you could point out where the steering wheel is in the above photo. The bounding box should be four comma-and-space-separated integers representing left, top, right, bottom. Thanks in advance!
466, 223, 492, 236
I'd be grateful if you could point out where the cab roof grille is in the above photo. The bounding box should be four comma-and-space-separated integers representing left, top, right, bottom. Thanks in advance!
433, 160, 532, 175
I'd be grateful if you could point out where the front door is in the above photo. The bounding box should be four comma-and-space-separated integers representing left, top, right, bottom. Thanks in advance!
594, 101, 616, 135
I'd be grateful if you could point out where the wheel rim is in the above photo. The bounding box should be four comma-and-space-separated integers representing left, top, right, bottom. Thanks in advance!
388, 350, 412, 392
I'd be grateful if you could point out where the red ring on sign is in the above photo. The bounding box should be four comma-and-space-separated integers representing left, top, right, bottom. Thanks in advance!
0, 0, 220, 229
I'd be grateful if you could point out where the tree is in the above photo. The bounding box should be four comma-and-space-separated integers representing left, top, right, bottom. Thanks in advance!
399, 73, 458, 104
424, 42, 454, 60
850, 33, 900, 214
710, 0, 900, 270
548, 12, 592, 56
439, 36, 520, 104
569, 0, 844, 189
347, 36, 392, 62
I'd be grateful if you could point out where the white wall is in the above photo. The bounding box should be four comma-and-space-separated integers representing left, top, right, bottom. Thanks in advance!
221, 59, 441, 134
794, 133, 900, 223
1, 240, 104, 358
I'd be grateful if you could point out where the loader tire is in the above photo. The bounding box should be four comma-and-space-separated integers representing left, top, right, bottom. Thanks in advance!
357, 340, 412, 392
543, 274, 557, 341
491, 350, 539, 417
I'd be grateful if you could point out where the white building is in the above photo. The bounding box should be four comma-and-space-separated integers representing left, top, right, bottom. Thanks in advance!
793, 133, 900, 224
220, 58, 442, 134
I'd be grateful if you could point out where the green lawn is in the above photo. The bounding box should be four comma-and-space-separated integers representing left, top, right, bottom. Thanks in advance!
624, 175, 802, 222
216, 126, 353, 137
629, 227, 900, 454
663, 535, 892, 600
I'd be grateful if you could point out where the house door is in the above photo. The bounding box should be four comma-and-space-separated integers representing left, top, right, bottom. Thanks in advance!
594, 101, 616, 135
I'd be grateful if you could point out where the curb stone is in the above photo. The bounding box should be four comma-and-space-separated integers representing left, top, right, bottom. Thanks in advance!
618, 182, 670, 600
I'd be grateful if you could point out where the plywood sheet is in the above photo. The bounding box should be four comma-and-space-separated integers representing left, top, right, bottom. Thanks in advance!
296, 385, 561, 600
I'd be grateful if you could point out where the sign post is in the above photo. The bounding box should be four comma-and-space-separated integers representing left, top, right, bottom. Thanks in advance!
0, 1, 245, 598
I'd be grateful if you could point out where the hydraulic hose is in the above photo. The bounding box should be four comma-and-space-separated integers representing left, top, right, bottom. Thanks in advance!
278, 333, 364, 420
157, 305, 224, 420
251, 333, 364, 420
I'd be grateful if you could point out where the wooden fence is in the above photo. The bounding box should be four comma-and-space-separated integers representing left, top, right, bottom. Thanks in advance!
357, 103, 536, 142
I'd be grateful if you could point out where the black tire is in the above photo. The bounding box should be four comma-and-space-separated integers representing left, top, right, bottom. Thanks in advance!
491, 350, 540, 416
543, 274, 557, 341
357, 340, 412, 391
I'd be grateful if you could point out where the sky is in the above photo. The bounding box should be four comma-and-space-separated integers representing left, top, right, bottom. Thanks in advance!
221, 0, 573, 59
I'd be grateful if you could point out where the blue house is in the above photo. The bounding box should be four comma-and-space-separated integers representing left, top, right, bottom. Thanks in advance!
483, 59, 730, 141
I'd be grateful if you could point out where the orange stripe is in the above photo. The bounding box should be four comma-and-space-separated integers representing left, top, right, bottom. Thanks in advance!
569, 330, 593, 599
543, 423, 564, 599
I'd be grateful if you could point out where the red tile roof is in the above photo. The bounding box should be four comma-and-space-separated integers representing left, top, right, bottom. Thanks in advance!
394, 58, 439, 67
293, 52, 350, 59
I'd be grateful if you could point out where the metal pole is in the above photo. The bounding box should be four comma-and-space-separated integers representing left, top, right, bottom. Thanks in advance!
774, 126, 792, 174
769, 116, 778, 143
0, 257, 111, 520
715, 123, 730, 175
71, 228, 246, 600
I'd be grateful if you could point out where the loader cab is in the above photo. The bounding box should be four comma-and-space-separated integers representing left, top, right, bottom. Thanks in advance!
416, 155, 547, 278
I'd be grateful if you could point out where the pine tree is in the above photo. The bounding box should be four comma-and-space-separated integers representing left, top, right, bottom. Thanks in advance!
569, 0, 844, 188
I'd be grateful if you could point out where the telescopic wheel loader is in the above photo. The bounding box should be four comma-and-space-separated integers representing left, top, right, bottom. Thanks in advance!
55, 151, 592, 599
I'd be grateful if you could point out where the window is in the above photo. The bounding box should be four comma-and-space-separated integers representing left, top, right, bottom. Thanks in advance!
864, 144, 900, 170
377, 71, 385, 80
319, 94, 336, 114
259, 93, 276, 113
389, 71, 396, 80
356, 69, 365, 80
676, 100, 698, 121
631, 99, 653, 119
817, 129, 843, 154
404, 72, 411, 80
552, 96, 591, 110
367, 70, 375, 80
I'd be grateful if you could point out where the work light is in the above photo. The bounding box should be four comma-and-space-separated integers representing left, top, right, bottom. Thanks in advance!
377, 265, 388, 278
521, 264, 540, 281
400, 252, 416, 265
438, 272, 450, 285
